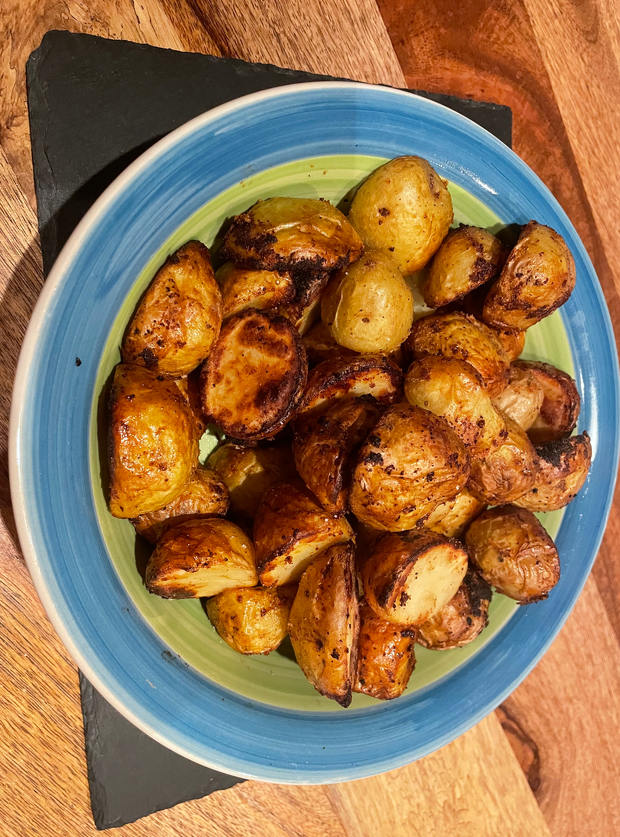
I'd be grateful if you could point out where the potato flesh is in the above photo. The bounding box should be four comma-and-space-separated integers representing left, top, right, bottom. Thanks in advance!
492, 365, 545, 431
494, 328, 525, 362
424, 489, 486, 538
354, 599, 416, 699
298, 354, 402, 416
416, 567, 492, 649
206, 585, 296, 654
514, 360, 580, 443
514, 433, 592, 511
468, 413, 537, 504
216, 262, 295, 319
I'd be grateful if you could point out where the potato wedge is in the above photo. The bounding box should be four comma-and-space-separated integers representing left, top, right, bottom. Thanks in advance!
468, 412, 537, 504
494, 328, 526, 362
423, 489, 486, 538
350, 404, 470, 531
215, 261, 295, 319
108, 364, 199, 518
354, 599, 416, 700
492, 364, 545, 431
122, 241, 222, 377
145, 518, 257, 598
416, 567, 492, 649
201, 308, 307, 440
465, 505, 560, 603
206, 584, 296, 655
514, 433, 592, 511
298, 354, 402, 416
254, 482, 354, 586
514, 360, 580, 443
288, 543, 359, 707
362, 530, 469, 626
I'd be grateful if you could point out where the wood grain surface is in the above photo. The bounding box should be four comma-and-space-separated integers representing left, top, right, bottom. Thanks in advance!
0, 2, 618, 835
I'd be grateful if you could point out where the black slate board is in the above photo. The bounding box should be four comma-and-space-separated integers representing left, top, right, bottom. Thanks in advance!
26, 30, 512, 830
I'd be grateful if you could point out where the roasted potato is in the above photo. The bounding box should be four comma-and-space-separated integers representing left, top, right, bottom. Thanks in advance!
132, 467, 229, 543
254, 482, 354, 586
145, 518, 257, 598
423, 489, 486, 538
321, 249, 414, 353
215, 261, 295, 319
494, 328, 526, 362
288, 543, 359, 706
362, 530, 469, 626
492, 364, 545, 431
122, 241, 222, 377
201, 308, 307, 440
407, 311, 510, 397
423, 225, 505, 308
514, 433, 592, 511
416, 567, 492, 649
348, 156, 453, 275
206, 584, 296, 654
482, 221, 576, 331
465, 505, 560, 603
514, 360, 580, 443
354, 599, 416, 699
275, 271, 329, 336
349, 404, 470, 531
468, 412, 537, 504
108, 364, 199, 518
302, 320, 354, 365
176, 369, 208, 436
222, 197, 363, 273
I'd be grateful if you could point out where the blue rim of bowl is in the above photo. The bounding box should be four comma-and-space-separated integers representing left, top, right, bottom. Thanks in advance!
9, 82, 619, 783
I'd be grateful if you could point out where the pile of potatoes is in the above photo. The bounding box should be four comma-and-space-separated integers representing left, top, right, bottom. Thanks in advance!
107, 156, 591, 707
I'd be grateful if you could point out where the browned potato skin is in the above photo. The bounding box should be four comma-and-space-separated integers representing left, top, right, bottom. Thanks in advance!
494, 329, 526, 362
176, 370, 208, 436
350, 404, 470, 531
145, 518, 257, 599
482, 221, 576, 331
122, 241, 222, 377
275, 272, 329, 336
416, 567, 492, 650
407, 311, 510, 398
423, 225, 505, 308
514, 360, 580, 443
201, 309, 308, 441
132, 467, 229, 543
354, 599, 416, 700
492, 364, 545, 431
424, 489, 486, 538
108, 364, 199, 518
468, 412, 537, 504
288, 543, 359, 707
302, 320, 355, 366
465, 505, 560, 603
215, 261, 295, 319
206, 585, 296, 655
514, 433, 592, 511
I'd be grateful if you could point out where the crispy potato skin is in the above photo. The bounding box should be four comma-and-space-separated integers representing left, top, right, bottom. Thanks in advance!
276, 269, 330, 336
132, 467, 229, 542
482, 221, 576, 331
423, 489, 486, 538
494, 328, 526, 362
416, 567, 492, 649
492, 364, 545, 431
302, 320, 355, 366
465, 505, 560, 603
348, 157, 453, 275
122, 241, 222, 377
145, 518, 257, 599
288, 543, 359, 707
514, 433, 592, 511
407, 311, 510, 398
216, 261, 295, 319
354, 599, 416, 699
350, 404, 470, 531
468, 412, 537, 504
206, 585, 296, 654
423, 225, 505, 308
108, 364, 199, 518
514, 360, 580, 443
201, 309, 308, 440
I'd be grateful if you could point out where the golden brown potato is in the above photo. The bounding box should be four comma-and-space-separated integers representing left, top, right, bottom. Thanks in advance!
206, 585, 296, 655
349, 404, 470, 531
492, 364, 545, 431
275, 271, 329, 336
254, 482, 354, 586
122, 241, 222, 377
423, 226, 505, 308
494, 328, 526, 362
176, 370, 208, 436
145, 518, 257, 598
348, 156, 453, 275
132, 467, 229, 543
222, 197, 363, 273
201, 309, 307, 441
423, 489, 486, 538
354, 599, 416, 699
298, 354, 402, 416
468, 413, 537, 504
321, 249, 414, 353
482, 221, 576, 331
465, 505, 560, 603
302, 320, 355, 366
407, 311, 510, 397
288, 543, 359, 706
514, 360, 580, 443
416, 567, 492, 649
215, 261, 295, 319
293, 399, 380, 512
514, 433, 592, 511
362, 530, 469, 626
108, 364, 199, 518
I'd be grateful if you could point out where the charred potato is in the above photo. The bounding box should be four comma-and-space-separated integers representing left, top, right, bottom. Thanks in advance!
108, 364, 199, 518
492, 364, 545, 431
206, 585, 296, 654
348, 156, 453, 275
145, 518, 257, 598
465, 505, 560, 603
275, 271, 329, 336
216, 262, 295, 319
416, 567, 492, 649
122, 241, 222, 377
424, 489, 486, 538
176, 370, 209, 436
482, 221, 576, 331
468, 412, 537, 504
514, 360, 580, 443
494, 328, 526, 362
354, 599, 416, 699
514, 433, 592, 511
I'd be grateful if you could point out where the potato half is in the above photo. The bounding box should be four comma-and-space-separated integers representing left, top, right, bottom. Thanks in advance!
423, 489, 486, 539
216, 261, 295, 319
288, 543, 359, 707
354, 599, 416, 700
514, 360, 580, 443
145, 518, 257, 598
122, 241, 222, 377
514, 433, 592, 511
206, 585, 296, 655
416, 567, 492, 650
468, 412, 537, 504
492, 364, 545, 431
465, 505, 560, 603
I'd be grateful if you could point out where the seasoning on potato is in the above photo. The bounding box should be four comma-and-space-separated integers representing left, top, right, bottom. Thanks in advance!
206, 585, 296, 655
354, 599, 416, 700
514, 360, 580, 443
216, 261, 295, 319
468, 412, 537, 504
514, 433, 592, 512
491, 364, 545, 431
416, 567, 492, 650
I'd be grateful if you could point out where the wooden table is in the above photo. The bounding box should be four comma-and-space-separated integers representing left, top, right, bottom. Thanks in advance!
1, 2, 619, 834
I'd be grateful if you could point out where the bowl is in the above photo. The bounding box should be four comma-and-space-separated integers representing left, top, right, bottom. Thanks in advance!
10, 82, 619, 782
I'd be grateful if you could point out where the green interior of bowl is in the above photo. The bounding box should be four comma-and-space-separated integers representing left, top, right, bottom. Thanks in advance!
90, 155, 571, 711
